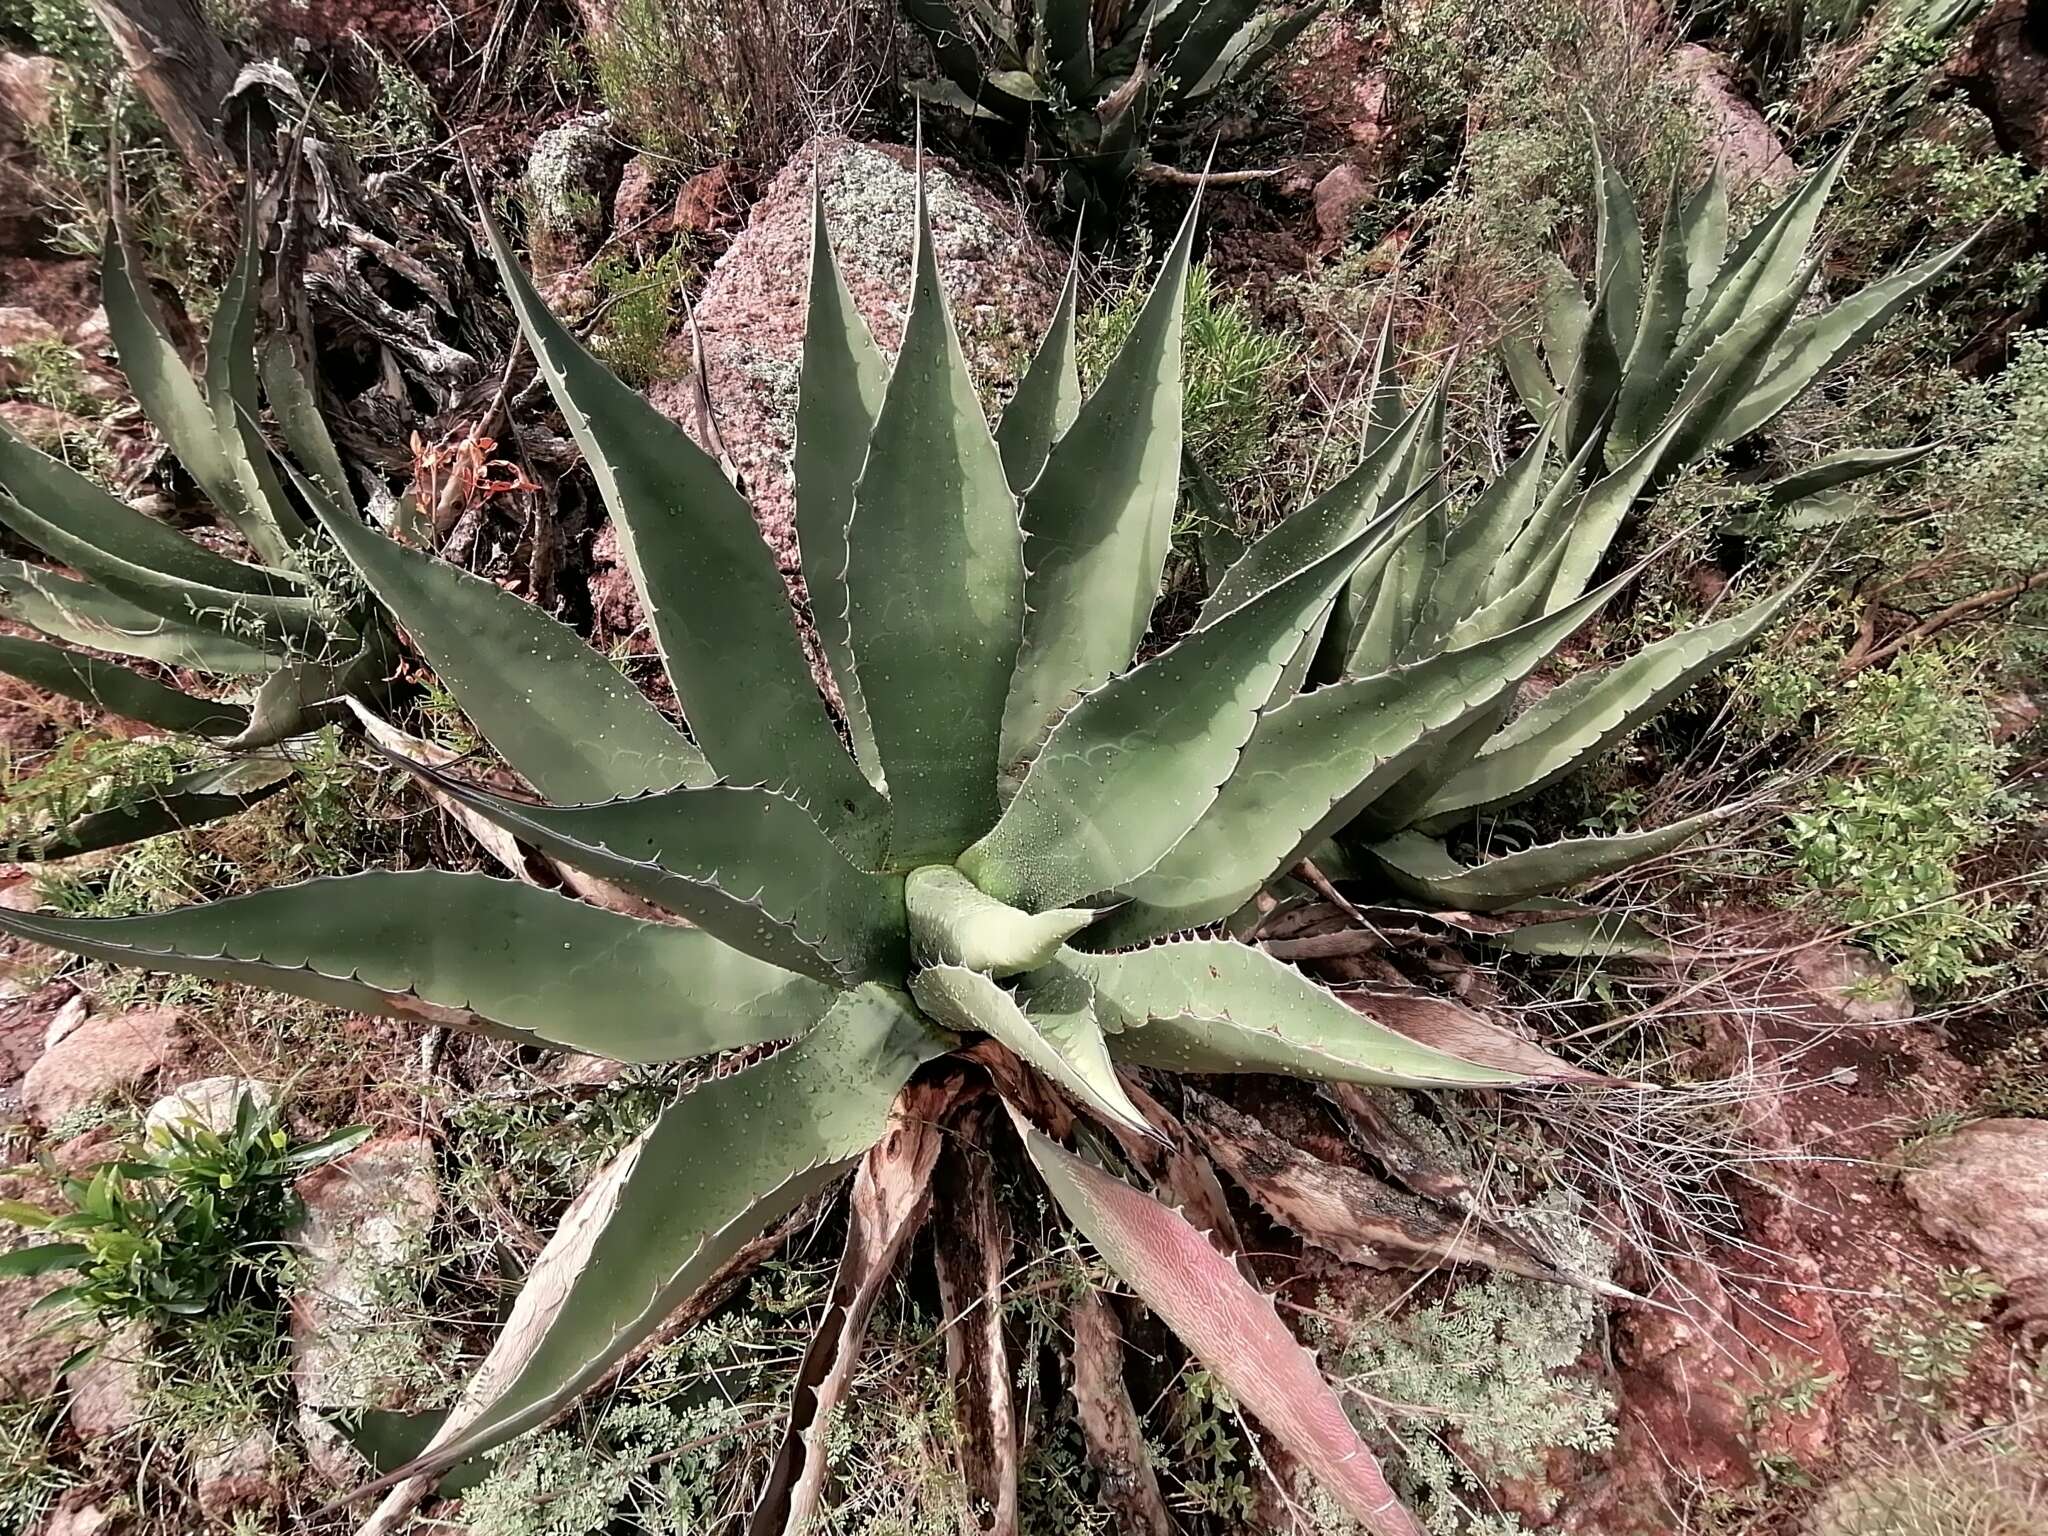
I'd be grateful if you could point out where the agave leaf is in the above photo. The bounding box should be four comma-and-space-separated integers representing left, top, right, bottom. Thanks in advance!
961, 519, 1384, 911
301, 473, 709, 802
1475, 430, 1602, 612
482, 202, 887, 862
911, 963, 1148, 1135
383, 756, 908, 985
1718, 232, 1975, 444
4, 757, 293, 863
1363, 814, 1722, 912
905, 865, 1091, 975
223, 624, 393, 751
1417, 582, 1798, 825
202, 208, 307, 555
1185, 450, 1246, 597
0, 418, 304, 604
900, 0, 1009, 106
1205, 1, 1330, 96
1591, 140, 1645, 358
795, 186, 889, 788
1487, 911, 1678, 959
0, 560, 274, 676
0, 485, 318, 651
0, 870, 836, 1061
1090, 575, 1624, 945
1680, 142, 1847, 372
1543, 387, 1714, 610
844, 158, 1023, 865
1001, 192, 1198, 766
1610, 169, 1693, 460
258, 335, 357, 520
1038, 0, 1096, 100
1204, 395, 1430, 622
1332, 379, 1449, 677
1043, 941, 1539, 1087
100, 220, 298, 565
1017, 1123, 1426, 1536
1764, 442, 1933, 506
1500, 332, 1558, 424
0, 633, 248, 737
372, 986, 948, 1485
995, 230, 1082, 492
1678, 169, 1728, 303
1416, 418, 1555, 647
748, 1076, 965, 1536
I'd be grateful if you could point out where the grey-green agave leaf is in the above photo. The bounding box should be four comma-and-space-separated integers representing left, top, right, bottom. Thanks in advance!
376, 753, 908, 986
910, 962, 1148, 1135
960, 519, 1388, 912
1362, 813, 1723, 912
3, 757, 292, 863
0, 871, 836, 1061
299, 468, 710, 802
905, 864, 1091, 976
482, 201, 887, 862
1042, 941, 1557, 1086
368, 986, 947, 1485
994, 228, 1082, 493
1001, 191, 1198, 765
1415, 581, 1799, 827
1089, 572, 1630, 946
0, 633, 248, 738
843, 156, 1024, 865
0, 559, 275, 676
1764, 443, 1934, 507
795, 182, 889, 788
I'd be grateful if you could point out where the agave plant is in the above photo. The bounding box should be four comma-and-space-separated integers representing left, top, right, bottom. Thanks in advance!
0, 208, 393, 859
0, 147, 1738, 1530
1501, 139, 1971, 495
904, 0, 1327, 192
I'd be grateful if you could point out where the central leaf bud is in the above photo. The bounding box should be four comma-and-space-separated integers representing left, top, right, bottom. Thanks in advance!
904, 865, 1093, 978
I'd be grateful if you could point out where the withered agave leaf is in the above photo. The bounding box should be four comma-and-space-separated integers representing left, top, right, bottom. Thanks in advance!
371, 987, 948, 1487
1018, 1118, 1426, 1536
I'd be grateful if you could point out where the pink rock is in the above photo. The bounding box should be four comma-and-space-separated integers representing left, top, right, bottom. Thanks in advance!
21, 1007, 179, 1125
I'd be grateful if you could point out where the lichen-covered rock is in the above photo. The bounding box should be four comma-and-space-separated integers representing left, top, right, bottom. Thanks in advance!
142, 1076, 275, 1142
1667, 45, 1797, 191
193, 1423, 284, 1519
1788, 943, 1914, 1025
676, 136, 1063, 579
289, 1134, 440, 1413
1903, 1117, 2048, 1341
21, 1007, 180, 1126
525, 112, 625, 250
63, 1323, 146, 1440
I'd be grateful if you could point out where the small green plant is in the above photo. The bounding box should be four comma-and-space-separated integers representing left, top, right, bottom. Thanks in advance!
904, 0, 1326, 197
0, 1401, 70, 1535
0, 1089, 368, 1336
2, 336, 101, 418
1867, 1266, 2004, 1419
1326, 1221, 1616, 1534
589, 246, 694, 389
1081, 261, 1297, 490
1781, 649, 2020, 992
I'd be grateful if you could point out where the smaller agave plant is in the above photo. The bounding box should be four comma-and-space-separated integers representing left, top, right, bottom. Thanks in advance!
904, 0, 1327, 192
1501, 138, 1972, 502
0, 153, 1694, 1535
0, 205, 393, 859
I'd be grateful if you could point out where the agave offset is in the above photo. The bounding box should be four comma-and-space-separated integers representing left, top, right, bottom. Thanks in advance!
0, 207, 393, 859
904, 0, 1327, 192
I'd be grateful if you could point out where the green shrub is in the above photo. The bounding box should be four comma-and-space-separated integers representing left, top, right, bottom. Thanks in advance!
1081, 261, 1297, 490
0, 1089, 368, 1336
1775, 649, 2021, 992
